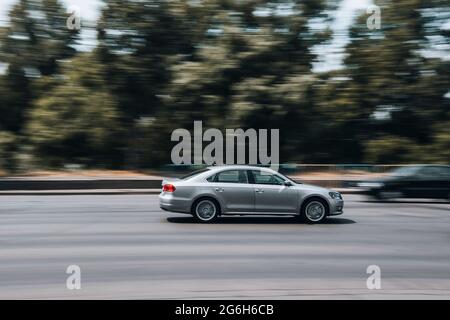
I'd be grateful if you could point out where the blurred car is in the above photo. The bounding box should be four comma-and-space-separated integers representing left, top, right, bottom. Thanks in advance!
159, 165, 343, 223
358, 165, 450, 200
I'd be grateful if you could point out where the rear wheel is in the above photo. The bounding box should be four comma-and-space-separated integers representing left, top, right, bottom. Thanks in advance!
193, 198, 219, 223
300, 198, 327, 224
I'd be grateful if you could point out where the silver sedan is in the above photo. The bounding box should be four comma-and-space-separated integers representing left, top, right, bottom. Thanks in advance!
159, 165, 344, 223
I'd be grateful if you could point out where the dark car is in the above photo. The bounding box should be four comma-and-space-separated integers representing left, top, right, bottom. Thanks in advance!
358, 165, 450, 200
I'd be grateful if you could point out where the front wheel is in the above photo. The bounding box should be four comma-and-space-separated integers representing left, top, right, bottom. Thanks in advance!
300, 199, 327, 224
193, 198, 219, 223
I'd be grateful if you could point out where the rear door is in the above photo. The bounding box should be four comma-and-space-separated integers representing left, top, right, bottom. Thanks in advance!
209, 170, 255, 213
250, 170, 298, 213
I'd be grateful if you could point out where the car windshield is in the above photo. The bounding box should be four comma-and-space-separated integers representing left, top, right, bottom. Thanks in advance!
179, 168, 210, 180
390, 166, 421, 177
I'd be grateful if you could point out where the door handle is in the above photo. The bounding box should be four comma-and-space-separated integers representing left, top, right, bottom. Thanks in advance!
255, 189, 264, 193
215, 188, 224, 192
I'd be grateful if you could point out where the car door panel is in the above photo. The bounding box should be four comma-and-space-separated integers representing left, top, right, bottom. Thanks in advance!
254, 184, 298, 213
249, 170, 298, 213
208, 170, 255, 213
211, 183, 255, 213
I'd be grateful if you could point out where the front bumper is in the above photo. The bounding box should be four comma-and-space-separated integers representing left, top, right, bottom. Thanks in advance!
329, 198, 344, 216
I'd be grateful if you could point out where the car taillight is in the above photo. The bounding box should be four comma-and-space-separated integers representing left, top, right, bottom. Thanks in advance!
163, 184, 176, 192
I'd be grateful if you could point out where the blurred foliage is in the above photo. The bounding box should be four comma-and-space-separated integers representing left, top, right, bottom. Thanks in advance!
26, 53, 124, 167
0, 131, 18, 171
0, 0, 448, 171
0, 0, 78, 75
365, 135, 422, 164
426, 122, 450, 163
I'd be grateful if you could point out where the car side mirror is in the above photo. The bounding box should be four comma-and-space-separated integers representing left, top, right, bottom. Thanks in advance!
283, 181, 293, 187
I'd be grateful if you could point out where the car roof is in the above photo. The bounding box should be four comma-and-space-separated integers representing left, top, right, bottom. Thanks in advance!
206, 165, 277, 173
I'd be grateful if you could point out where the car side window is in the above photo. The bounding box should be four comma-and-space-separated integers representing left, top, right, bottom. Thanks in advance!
214, 170, 248, 183
418, 166, 442, 178
444, 167, 450, 178
251, 170, 284, 185
428, 166, 450, 178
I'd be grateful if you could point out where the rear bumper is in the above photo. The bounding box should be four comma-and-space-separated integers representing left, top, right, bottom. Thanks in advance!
159, 192, 191, 214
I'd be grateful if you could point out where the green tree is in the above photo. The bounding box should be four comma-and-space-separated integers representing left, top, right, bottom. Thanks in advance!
335, 0, 449, 163
0, 0, 79, 149
97, 0, 209, 120
0, 0, 78, 76
0, 65, 33, 133
27, 53, 124, 167
0, 131, 18, 172
365, 135, 421, 164
155, 0, 329, 164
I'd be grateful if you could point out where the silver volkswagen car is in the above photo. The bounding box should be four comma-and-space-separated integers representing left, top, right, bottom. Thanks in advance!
159, 165, 344, 223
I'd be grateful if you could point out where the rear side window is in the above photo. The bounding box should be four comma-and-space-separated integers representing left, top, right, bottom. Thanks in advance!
180, 168, 210, 180
213, 170, 248, 183
445, 167, 450, 178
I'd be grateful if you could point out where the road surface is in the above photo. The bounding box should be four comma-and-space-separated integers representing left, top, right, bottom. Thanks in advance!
0, 194, 449, 299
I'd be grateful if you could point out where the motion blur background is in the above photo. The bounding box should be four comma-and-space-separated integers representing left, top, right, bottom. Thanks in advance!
0, 0, 449, 300
0, 0, 448, 173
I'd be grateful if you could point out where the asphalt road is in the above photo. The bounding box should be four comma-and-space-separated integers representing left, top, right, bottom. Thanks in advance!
0, 194, 449, 299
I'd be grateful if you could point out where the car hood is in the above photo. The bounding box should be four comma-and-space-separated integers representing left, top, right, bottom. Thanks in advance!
356, 175, 405, 188
360, 175, 402, 184
294, 183, 330, 193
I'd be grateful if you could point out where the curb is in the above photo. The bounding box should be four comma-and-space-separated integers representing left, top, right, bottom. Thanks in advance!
0, 189, 162, 196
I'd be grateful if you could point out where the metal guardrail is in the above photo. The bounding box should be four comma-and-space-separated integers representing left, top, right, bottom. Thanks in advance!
0, 180, 162, 191
0, 179, 350, 190
1, 164, 437, 191
159, 163, 409, 176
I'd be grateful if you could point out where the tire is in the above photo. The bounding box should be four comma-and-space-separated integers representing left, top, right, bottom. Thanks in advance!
192, 198, 219, 223
300, 198, 328, 224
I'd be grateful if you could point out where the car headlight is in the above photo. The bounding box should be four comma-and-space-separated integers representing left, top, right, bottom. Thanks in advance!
357, 182, 384, 188
329, 191, 342, 200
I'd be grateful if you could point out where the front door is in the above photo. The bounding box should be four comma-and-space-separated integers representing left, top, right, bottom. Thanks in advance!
249, 170, 298, 213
